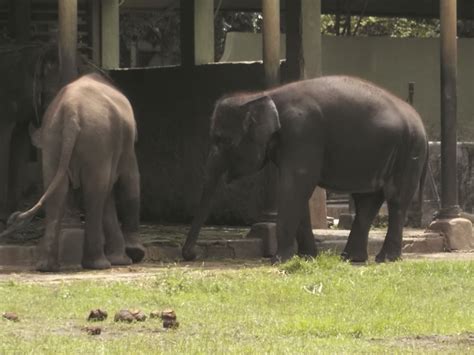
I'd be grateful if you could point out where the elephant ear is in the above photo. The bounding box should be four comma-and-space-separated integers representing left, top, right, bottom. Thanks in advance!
241, 95, 280, 145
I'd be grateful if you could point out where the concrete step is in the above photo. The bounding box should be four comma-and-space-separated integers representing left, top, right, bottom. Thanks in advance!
0, 227, 445, 269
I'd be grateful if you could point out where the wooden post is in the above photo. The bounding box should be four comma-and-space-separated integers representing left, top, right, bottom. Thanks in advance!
261, 0, 280, 222
181, 0, 215, 67
246, 0, 281, 255
195, 0, 215, 64
438, 0, 460, 218
101, 0, 120, 69
262, 0, 280, 87
58, 0, 78, 86
130, 41, 138, 68
90, 0, 101, 66
286, 0, 326, 228
8, 0, 31, 43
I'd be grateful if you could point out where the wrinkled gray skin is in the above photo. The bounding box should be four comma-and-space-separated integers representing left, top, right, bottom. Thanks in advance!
1, 73, 144, 272
183, 76, 428, 263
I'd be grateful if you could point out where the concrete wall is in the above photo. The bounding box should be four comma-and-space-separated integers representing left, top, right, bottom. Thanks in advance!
110, 64, 267, 224
110, 35, 474, 225
221, 33, 474, 141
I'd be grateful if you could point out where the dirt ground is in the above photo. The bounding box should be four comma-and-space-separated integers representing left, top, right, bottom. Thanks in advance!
0, 252, 472, 284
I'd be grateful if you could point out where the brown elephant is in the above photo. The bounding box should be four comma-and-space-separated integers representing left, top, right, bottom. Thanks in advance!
1, 73, 144, 271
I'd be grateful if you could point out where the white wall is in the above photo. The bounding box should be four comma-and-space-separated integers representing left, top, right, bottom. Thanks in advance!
220, 33, 474, 140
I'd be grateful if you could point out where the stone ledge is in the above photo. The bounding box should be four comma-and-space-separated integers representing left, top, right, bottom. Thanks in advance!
0, 229, 445, 268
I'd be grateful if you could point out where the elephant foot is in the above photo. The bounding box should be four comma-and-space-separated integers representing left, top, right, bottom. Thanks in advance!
82, 256, 112, 270
106, 253, 132, 266
125, 243, 146, 263
297, 246, 318, 259
182, 246, 197, 261
375, 251, 402, 263
341, 250, 368, 263
36, 259, 60, 273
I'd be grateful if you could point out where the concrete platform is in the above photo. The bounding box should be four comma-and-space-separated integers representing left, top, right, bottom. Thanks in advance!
0, 226, 447, 269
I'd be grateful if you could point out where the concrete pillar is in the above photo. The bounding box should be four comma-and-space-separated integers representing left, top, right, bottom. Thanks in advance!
261, 0, 280, 222
429, 0, 473, 251
438, 0, 460, 217
101, 0, 120, 69
286, 0, 326, 228
58, 0, 78, 86
180, 0, 215, 67
8, 0, 31, 43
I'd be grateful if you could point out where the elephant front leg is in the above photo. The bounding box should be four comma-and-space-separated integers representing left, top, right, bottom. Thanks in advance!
296, 202, 317, 258
272, 169, 317, 264
0, 120, 16, 231
7, 123, 31, 214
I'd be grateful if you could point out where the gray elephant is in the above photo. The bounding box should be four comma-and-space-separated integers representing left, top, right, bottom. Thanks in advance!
182, 76, 428, 263
1, 73, 144, 271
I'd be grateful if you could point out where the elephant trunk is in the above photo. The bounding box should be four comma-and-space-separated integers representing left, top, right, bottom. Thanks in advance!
182, 146, 226, 260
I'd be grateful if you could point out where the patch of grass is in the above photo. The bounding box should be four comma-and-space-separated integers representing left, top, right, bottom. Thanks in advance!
0, 255, 473, 353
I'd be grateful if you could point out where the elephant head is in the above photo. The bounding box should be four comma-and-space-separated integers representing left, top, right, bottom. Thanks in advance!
182, 94, 280, 260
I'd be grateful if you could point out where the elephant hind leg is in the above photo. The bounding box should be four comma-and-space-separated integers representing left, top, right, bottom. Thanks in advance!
81, 168, 111, 270
116, 152, 144, 263
103, 192, 132, 266
377, 159, 425, 262
376, 200, 408, 262
342, 190, 384, 262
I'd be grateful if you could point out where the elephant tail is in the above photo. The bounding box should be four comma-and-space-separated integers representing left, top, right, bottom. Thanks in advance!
0, 112, 80, 238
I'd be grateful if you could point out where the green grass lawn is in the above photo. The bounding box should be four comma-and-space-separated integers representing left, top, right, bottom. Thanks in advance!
0, 254, 473, 354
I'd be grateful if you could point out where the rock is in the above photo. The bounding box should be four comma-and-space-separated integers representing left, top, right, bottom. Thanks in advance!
83, 326, 102, 335
130, 309, 147, 322
87, 309, 108, 321
160, 309, 177, 321
159, 308, 179, 329
428, 218, 474, 250
163, 318, 179, 329
114, 309, 147, 322
114, 309, 135, 323
2, 312, 19, 322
